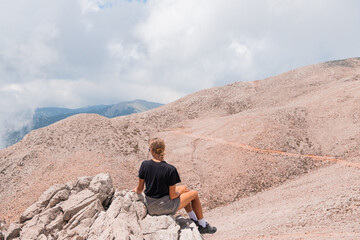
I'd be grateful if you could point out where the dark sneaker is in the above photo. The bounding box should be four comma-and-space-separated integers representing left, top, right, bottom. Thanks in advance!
191, 219, 199, 226
198, 222, 217, 234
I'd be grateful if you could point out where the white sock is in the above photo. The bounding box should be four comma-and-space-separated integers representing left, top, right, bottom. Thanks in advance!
198, 218, 206, 228
187, 210, 198, 221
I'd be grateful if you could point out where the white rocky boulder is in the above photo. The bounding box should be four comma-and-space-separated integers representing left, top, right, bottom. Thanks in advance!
3, 173, 203, 240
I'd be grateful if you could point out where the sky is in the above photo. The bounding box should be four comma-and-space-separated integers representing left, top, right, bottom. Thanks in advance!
0, 0, 360, 148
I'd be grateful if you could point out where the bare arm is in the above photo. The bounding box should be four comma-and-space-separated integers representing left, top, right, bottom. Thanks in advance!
169, 184, 180, 199
169, 185, 190, 199
132, 178, 145, 194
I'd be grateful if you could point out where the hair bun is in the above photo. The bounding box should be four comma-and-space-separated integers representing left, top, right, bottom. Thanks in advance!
150, 138, 166, 160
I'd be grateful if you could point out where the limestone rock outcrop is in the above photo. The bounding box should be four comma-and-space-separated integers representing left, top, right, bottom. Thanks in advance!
2, 173, 202, 240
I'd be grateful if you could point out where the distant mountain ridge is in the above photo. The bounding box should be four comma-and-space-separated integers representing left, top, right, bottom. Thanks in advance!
5, 99, 163, 147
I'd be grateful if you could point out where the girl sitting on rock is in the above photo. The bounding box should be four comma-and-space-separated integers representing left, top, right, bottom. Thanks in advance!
133, 137, 217, 234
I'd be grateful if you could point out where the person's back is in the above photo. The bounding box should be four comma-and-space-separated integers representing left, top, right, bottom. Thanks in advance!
139, 160, 180, 198
133, 137, 217, 234
139, 159, 181, 216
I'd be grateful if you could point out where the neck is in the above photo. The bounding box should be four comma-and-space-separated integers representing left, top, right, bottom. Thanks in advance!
152, 158, 163, 162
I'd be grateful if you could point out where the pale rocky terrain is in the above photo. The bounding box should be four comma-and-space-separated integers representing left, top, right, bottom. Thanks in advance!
1, 173, 202, 240
0, 57, 360, 239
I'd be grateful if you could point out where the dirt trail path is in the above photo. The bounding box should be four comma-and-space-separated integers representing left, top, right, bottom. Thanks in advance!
170, 130, 360, 169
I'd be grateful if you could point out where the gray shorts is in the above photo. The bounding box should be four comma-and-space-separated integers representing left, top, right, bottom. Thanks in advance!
144, 195, 180, 216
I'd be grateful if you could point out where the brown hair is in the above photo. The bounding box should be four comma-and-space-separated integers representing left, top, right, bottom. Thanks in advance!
149, 137, 165, 160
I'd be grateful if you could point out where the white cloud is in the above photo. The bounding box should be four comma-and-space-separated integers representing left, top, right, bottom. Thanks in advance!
135, 0, 212, 61
0, 23, 59, 82
266, 0, 307, 14
108, 42, 144, 61
79, 0, 104, 13
108, 42, 124, 57
229, 41, 253, 69
1, 0, 360, 148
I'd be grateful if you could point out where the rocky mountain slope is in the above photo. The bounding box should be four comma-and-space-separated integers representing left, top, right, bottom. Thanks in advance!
205, 164, 360, 240
0, 58, 359, 239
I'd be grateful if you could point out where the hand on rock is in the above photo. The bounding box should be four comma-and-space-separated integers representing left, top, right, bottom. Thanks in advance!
132, 188, 141, 194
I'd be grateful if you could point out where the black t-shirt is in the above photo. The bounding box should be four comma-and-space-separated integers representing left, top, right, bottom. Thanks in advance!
138, 159, 181, 198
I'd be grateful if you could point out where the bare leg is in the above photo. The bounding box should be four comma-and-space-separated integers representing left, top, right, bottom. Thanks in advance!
178, 190, 204, 220
176, 185, 192, 212
177, 188, 217, 233
190, 192, 203, 220
185, 202, 192, 212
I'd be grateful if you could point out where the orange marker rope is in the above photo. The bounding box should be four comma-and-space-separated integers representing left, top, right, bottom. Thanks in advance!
170, 130, 360, 169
